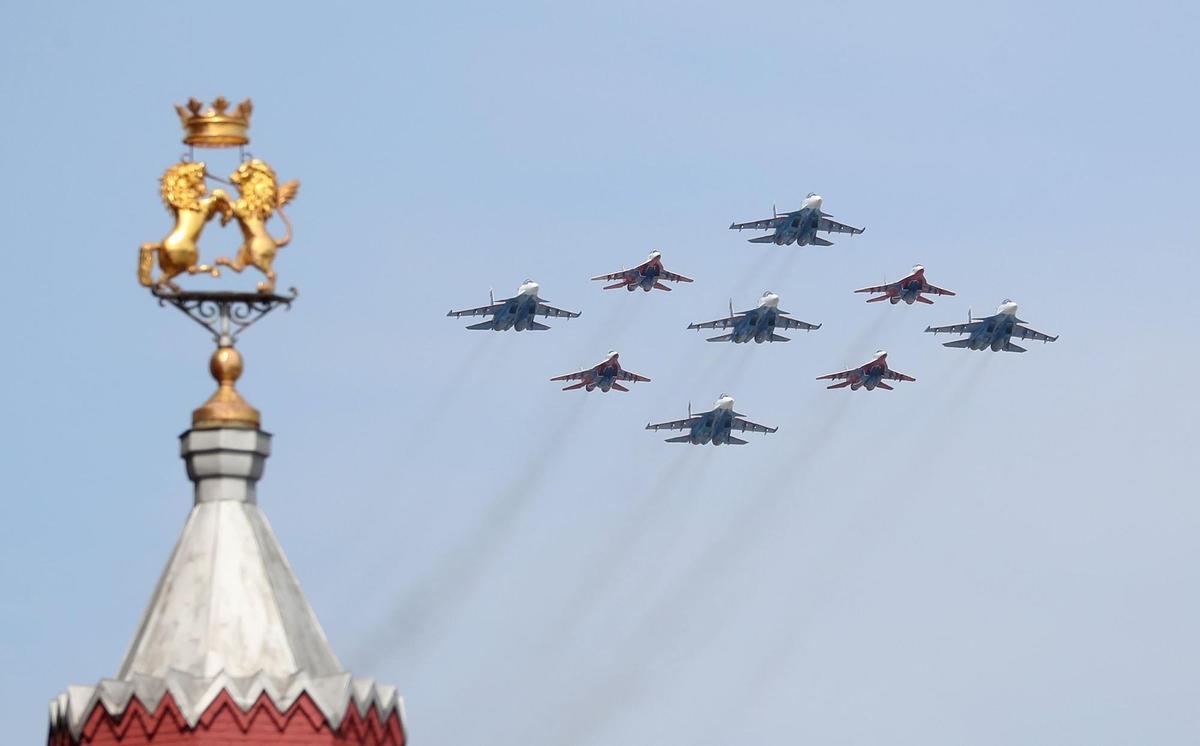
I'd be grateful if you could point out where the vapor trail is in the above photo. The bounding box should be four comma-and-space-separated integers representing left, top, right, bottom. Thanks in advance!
349, 395, 589, 669
405, 335, 499, 451
547, 446, 702, 647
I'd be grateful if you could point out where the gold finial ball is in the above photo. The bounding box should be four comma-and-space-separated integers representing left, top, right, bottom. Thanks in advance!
193, 345, 260, 430
210, 345, 244, 384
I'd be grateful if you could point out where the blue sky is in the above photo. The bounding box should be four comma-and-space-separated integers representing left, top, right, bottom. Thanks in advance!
1, 1, 1198, 743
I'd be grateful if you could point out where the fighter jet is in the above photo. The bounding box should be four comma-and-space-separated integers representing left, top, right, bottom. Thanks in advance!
729, 193, 864, 246
855, 265, 956, 305
817, 351, 915, 391
645, 394, 777, 445
687, 291, 820, 343
550, 351, 650, 392
591, 251, 694, 292
447, 280, 580, 331
925, 300, 1058, 352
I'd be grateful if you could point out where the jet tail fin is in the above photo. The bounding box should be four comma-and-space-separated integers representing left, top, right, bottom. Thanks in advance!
726, 436, 748, 445
769, 333, 791, 342
664, 435, 693, 444
706, 333, 735, 342
866, 295, 890, 303
916, 295, 934, 304
1003, 342, 1027, 353
748, 235, 777, 243
527, 321, 551, 331
942, 339, 972, 348
611, 382, 630, 392
465, 321, 494, 331
652, 282, 672, 291
602, 281, 628, 290
561, 382, 587, 391
875, 382, 894, 390
810, 236, 834, 246
827, 381, 852, 389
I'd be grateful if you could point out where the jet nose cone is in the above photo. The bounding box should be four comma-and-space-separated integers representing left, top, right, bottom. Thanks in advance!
875, 349, 887, 358
913, 264, 924, 273
1000, 299, 1018, 314
608, 350, 619, 358
649, 250, 661, 259
761, 292, 780, 307
717, 394, 735, 409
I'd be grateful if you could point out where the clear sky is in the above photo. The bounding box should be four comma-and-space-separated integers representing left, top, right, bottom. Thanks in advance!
1, 1, 1198, 743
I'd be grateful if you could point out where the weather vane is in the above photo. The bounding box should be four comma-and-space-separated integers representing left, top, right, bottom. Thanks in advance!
138, 97, 300, 430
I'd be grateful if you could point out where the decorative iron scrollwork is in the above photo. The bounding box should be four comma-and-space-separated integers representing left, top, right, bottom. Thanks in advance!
153, 287, 298, 344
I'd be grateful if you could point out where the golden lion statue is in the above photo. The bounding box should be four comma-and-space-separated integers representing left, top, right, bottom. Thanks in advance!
215, 159, 299, 294
138, 162, 231, 292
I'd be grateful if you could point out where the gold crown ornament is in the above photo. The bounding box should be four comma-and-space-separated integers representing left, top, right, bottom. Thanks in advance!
175, 96, 253, 147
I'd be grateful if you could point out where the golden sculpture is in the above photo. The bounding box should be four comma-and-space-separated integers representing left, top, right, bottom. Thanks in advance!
176, 96, 252, 148
138, 162, 231, 292
215, 159, 299, 294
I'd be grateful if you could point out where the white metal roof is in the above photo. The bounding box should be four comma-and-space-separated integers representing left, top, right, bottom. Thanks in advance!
48, 428, 404, 739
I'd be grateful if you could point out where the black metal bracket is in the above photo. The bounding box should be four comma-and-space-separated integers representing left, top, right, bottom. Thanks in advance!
152, 288, 298, 345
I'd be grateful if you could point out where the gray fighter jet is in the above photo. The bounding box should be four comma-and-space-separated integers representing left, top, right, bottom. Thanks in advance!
729, 194, 864, 246
448, 280, 580, 331
646, 394, 777, 445
925, 300, 1058, 352
688, 291, 820, 343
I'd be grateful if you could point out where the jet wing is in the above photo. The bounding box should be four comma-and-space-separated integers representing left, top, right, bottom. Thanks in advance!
854, 281, 899, 295
659, 270, 694, 283
534, 303, 581, 319
731, 417, 778, 434
816, 366, 860, 381
924, 321, 983, 335
777, 316, 820, 331
688, 314, 741, 331
816, 216, 864, 235
590, 270, 630, 281
645, 416, 701, 432
1011, 324, 1058, 343
447, 302, 505, 318
729, 216, 786, 231
617, 369, 651, 383
922, 283, 956, 296
884, 368, 916, 382
549, 367, 590, 382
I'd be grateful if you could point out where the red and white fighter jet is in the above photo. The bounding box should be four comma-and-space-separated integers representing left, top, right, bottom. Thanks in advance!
855, 265, 956, 305
550, 351, 651, 392
817, 350, 916, 391
591, 251, 694, 292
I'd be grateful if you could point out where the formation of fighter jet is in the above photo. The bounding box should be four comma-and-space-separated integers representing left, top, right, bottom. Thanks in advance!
447, 280, 581, 331
925, 300, 1059, 352
591, 251, 694, 292
645, 394, 777, 445
444, 192, 1059, 444
817, 351, 916, 391
550, 351, 650, 392
729, 194, 864, 246
855, 265, 956, 305
687, 291, 820, 343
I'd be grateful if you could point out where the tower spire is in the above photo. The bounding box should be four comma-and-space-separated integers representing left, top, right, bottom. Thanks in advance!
48, 99, 405, 746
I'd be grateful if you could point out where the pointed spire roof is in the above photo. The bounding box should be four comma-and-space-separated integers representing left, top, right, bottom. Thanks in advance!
48, 428, 405, 741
